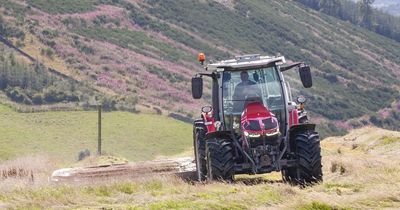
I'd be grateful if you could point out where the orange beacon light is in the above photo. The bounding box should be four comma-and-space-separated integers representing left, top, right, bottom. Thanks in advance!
198, 53, 206, 65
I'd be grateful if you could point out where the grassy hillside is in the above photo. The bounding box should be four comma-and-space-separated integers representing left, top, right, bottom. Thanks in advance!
145, 0, 400, 118
0, 0, 399, 135
0, 104, 192, 162
1, 127, 399, 209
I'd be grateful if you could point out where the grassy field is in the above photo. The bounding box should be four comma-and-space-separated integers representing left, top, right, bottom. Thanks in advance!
0, 104, 192, 162
0, 127, 399, 209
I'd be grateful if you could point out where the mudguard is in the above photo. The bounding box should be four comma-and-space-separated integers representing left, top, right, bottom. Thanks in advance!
287, 123, 318, 153
289, 123, 316, 134
194, 119, 205, 129
193, 119, 207, 136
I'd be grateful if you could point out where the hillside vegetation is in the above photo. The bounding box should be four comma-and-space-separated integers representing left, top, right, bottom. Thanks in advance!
0, 47, 96, 106
0, 104, 192, 162
298, 0, 400, 42
0, 127, 399, 209
0, 0, 399, 136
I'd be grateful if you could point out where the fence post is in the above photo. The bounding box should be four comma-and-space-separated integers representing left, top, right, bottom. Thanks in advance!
97, 104, 102, 156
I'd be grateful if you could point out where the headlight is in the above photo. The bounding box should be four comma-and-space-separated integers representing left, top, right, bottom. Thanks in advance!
266, 128, 280, 136
244, 131, 261, 138
249, 133, 261, 138
265, 131, 279, 137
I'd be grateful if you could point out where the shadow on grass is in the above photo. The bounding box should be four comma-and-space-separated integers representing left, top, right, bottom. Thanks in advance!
175, 171, 284, 186
235, 176, 284, 186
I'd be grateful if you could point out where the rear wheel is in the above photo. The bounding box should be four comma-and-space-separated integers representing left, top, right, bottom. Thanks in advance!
282, 130, 322, 185
206, 139, 235, 182
193, 126, 207, 181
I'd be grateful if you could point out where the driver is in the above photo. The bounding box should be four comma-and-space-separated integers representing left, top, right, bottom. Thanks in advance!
233, 71, 261, 112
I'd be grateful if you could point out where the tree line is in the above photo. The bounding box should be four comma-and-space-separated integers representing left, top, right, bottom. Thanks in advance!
0, 51, 83, 105
0, 49, 138, 111
297, 0, 400, 42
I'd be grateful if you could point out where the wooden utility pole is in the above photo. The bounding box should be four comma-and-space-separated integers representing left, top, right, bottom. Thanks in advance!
97, 104, 102, 156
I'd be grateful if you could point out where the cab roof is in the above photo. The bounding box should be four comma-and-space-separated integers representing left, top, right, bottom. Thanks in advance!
208, 54, 286, 71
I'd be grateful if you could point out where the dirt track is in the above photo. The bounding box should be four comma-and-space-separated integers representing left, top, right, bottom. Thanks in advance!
50, 157, 196, 182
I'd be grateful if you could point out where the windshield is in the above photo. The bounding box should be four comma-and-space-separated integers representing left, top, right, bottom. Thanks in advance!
222, 67, 285, 133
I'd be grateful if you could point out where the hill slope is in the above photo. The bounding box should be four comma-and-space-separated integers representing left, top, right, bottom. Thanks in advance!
0, 104, 192, 162
1, 127, 399, 209
0, 0, 399, 135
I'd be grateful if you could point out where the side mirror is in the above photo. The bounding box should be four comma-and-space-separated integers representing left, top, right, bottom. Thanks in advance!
191, 77, 203, 99
299, 66, 313, 88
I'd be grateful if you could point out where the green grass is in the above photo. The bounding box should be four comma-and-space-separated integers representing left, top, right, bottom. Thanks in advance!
0, 104, 192, 162
0, 0, 30, 18
380, 136, 400, 145
324, 182, 363, 193
129, 7, 230, 60
299, 201, 349, 210
74, 27, 191, 62
28, 0, 98, 14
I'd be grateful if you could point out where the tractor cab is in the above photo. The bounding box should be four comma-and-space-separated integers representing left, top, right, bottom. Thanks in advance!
191, 54, 321, 185
221, 64, 285, 136
192, 54, 311, 136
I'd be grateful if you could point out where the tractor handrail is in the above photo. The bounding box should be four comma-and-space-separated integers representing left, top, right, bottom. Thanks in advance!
208, 56, 286, 71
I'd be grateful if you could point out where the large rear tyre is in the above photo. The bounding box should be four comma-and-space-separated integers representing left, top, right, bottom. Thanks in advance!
206, 139, 235, 182
193, 126, 207, 181
282, 130, 322, 185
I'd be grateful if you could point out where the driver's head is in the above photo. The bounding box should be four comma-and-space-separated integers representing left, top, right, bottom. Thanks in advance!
240, 71, 249, 82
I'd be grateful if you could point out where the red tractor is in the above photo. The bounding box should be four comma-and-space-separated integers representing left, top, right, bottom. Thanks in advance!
192, 54, 322, 185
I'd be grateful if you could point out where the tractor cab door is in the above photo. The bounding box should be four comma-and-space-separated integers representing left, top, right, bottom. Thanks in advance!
221, 66, 286, 135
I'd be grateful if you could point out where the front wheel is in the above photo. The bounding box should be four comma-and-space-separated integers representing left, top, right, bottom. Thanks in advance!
206, 139, 235, 182
282, 130, 322, 185
193, 126, 207, 181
